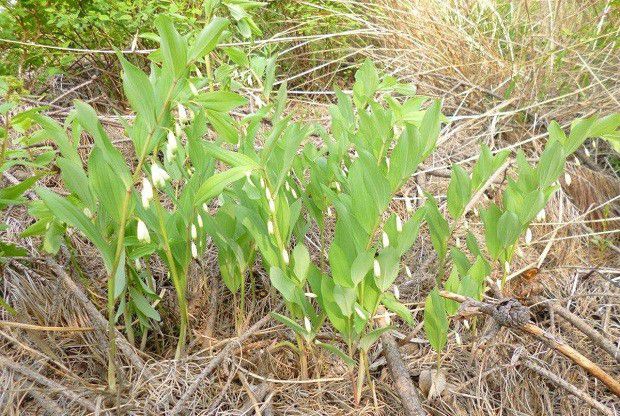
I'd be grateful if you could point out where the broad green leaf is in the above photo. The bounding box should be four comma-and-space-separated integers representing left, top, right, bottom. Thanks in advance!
292, 244, 310, 282
195, 91, 248, 112
189, 16, 229, 61
269, 266, 297, 303
359, 326, 392, 352
129, 286, 160, 320
195, 166, 253, 204
382, 292, 413, 325
37, 188, 113, 267
447, 165, 471, 219
203, 142, 259, 168
423, 288, 448, 353
444, 269, 460, 315
119, 55, 156, 128
497, 211, 520, 248
155, 15, 187, 77
271, 311, 310, 337
315, 340, 355, 367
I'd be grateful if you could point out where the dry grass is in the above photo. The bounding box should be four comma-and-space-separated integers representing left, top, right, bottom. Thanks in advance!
2, 1, 620, 414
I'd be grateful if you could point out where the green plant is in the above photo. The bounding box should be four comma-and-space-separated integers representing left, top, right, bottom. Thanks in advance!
421, 114, 620, 362
0, 77, 56, 311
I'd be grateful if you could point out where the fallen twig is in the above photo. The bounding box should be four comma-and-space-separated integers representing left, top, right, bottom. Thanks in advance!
539, 298, 620, 364
522, 358, 614, 416
440, 291, 620, 397
377, 307, 428, 416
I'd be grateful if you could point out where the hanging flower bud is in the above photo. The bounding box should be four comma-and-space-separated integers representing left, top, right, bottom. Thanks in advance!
191, 242, 198, 258
354, 305, 367, 320
455, 237, 461, 247
141, 178, 153, 208
305, 292, 318, 299
504, 261, 511, 274
455, 331, 462, 346
151, 164, 170, 188
405, 265, 412, 278
191, 224, 197, 240
259, 177, 265, 188
137, 220, 150, 243
396, 215, 403, 232
382, 231, 390, 248
525, 228, 533, 245
536, 209, 546, 222
574, 156, 581, 166
267, 220, 274, 235
304, 316, 312, 333
564, 172, 572, 186
291, 188, 298, 199
202, 203, 209, 213
327, 206, 332, 217
516, 246, 525, 258
385, 157, 391, 172
83, 207, 92, 218
166, 131, 178, 160
268, 198, 276, 213
197, 215, 203, 228
282, 248, 290, 265
194, 67, 203, 78
584, 147, 591, 157
177, 103, 188, 124
189, 82, 199, 95
405, 197, 413, 213
265, 187, 272, 200
134, 258, 142, 271
393, 285, 400, 299
373, 259, 381, 277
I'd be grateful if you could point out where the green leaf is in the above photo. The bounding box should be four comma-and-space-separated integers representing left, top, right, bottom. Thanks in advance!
37, 188, 113, 268
424, 288, 448, 353
315, 340, 355, 367
447, 165, 471, 219
269, 266, 297, 303
118, 55, 156, 128
203, 142, 259, 168
270, 311, 309, 336
196, 91, 248, 112
189, 17, 229, 61
350, 250, 374, 286
195, 166, 253, 205
292, 244, 310, 282
129, 286, 160, 320
444, 269, 460, 315
382, 292, 413, 325
537, 140, 565, 188
497, 211, 520, 248
155, 15, 187, 77
0, 241, 28, 258
359, 326, 393, 352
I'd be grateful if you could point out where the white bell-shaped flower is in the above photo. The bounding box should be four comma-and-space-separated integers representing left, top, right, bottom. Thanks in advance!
151, 164, 170, 188
137, 220, 150, 243
373, 259, 381, 277
141, 177, 153, 208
